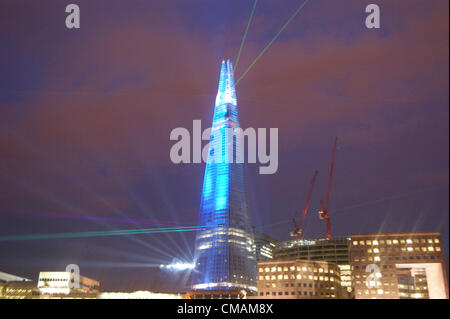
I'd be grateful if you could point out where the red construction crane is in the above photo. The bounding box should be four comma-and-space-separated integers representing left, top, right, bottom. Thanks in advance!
318, 137, 338, 239
291, 170, 319, 240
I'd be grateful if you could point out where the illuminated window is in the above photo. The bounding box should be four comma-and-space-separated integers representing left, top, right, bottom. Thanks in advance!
406, 239, 413, 244
428, 247, 434, 251
434, 238, 439, 243
353, 241, 358, 245
373, 240, 379, 245
393, 240, 398, 244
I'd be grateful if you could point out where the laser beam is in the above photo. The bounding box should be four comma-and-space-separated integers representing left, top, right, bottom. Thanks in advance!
0, 225, 212, 242
234, 0, 258, 73
256, 186, 444, 230
236, 0, 310, 86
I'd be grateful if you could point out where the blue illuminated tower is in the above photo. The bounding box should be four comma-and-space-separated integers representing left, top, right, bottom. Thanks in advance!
190, 59, 256, 292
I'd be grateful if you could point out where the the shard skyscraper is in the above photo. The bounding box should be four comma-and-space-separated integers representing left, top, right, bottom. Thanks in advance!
190, 59, 256, 293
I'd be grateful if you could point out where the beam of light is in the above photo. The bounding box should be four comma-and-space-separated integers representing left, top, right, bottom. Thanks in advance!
143, 167, 195, 263
255, 186, 445, 230
3, 136, 171, 257
72, 261, 164, 268
3, 133, 195, 262
2, 210, 196, 228
234, 0, 258, 73
0, 225, 211, 242
332, 186, 445, 214
235, 0, 310, 86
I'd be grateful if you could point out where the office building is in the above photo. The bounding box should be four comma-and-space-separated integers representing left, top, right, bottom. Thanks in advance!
256, 259, 344, 299
350, 232, 448, 299
273, 237, 352, 294
190, 60, 256, 293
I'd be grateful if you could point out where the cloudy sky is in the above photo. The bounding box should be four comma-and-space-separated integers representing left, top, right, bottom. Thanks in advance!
0, 0, 448, 291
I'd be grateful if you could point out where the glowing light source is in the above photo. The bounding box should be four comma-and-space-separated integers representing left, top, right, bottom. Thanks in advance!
98, 291, 183, 299
0, 225, 213, 242
160, 262, 195, 271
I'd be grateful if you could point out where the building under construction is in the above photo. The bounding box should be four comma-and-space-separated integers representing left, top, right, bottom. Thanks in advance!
254, 230, 278, 261
254, 231, 448, 299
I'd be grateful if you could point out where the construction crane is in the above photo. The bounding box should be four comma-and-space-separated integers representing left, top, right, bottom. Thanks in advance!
318, 137, 338, 239
291, 170, 319, 240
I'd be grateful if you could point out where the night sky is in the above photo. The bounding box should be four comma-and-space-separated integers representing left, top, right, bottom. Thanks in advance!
0, 0, 448, 292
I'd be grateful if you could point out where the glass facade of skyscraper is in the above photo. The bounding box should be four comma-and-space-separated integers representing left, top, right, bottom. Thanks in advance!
190, 60, 256, 292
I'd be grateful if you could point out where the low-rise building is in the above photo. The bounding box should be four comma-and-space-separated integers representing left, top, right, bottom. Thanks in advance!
0, 271, 31, 283
350, 232, 448, 299
256, 259, 344, 299
273, 237, 352, 295
38, 271, 100, 298
0, 281, 40, 299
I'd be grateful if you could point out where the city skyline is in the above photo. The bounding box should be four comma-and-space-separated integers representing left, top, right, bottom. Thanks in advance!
0, 0, 448, 293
